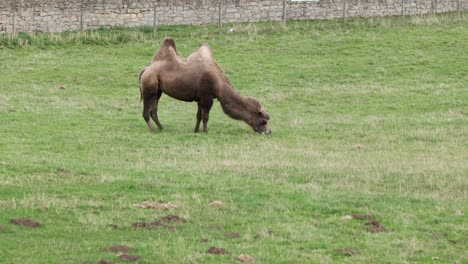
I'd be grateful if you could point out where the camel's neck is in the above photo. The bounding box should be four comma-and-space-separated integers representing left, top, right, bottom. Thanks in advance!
218, 83, 252, 123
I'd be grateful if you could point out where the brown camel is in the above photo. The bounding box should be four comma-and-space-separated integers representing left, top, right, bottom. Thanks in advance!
139, 37, 271, 134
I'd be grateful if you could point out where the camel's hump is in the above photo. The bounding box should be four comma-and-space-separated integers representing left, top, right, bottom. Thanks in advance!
199, 45, 213, 58
188, 45, 213, 62
162, 37, 176, 49
153, 37, 182, 62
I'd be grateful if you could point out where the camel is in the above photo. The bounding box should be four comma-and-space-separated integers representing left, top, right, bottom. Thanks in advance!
139, 37, 271, 134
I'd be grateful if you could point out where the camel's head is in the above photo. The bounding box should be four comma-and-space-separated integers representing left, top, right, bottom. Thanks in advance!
253, 110, 271, 135
245, 97, 271, 135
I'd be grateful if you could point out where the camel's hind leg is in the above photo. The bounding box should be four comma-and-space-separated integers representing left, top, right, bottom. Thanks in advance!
141, 70, 163, 132
142, 95, 157, 132
150, 90, 163, 130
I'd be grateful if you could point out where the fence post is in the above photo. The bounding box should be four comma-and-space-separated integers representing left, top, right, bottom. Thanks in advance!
11, 8, 16, 37
282, 0, 288, 28
401, 0, 405, 23
80, 0, 84, 32
218, 0, 222, 30
153, 2, 157, 39
343, 0, 347, 23
457, 0, 461, 21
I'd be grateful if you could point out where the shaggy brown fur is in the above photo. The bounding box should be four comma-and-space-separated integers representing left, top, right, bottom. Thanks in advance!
139, 37, 271, 134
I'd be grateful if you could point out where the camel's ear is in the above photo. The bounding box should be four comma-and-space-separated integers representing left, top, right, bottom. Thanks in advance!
258, 111, 270, 120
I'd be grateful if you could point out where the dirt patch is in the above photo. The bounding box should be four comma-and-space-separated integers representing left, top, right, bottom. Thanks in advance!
350, 215, 373, 221
59, 85, 66, 90
98, 260, 113, 264
341, 215, 354, 221
102, 245, 133, 253
132, 220, 175, 230
225, 232, 240, 238
207, 247, 228, 255
342, 215, 388, 233
200, 238, 210, 243
118, 254, 140, 262
335, 248, 360, 256
56, 168, 71, 174
160, 215, 185, 223
430, 233, 447, 239
210, 201, 224, 207
237, 255, 255, 263
355, 144, 365, 149
133, 201, 177, 210
133, 214, 187, 230
10, 219, 42, 228
365, 220, 388, 233
0, 226, 5, 231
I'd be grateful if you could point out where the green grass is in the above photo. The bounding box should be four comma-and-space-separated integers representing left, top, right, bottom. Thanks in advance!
1, 14, 467, 263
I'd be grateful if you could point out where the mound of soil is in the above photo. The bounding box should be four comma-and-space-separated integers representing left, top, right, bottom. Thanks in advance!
56, 168, 71, 174
132, 214, 187, 230
345, 215, 388, 233
209, 201, 224, 207
98, 260, 113, 264
118, 254, 140, 262
133, 201, 177, 210
335, 248, 360, 256
10, 219, 42, 228
102, 245, 133, 253
365, 220, 388, 233
225, 232, 240, 238
350, 215, 373, 220
132, 220, 175, 230
237, 255, 255, 263
207, 247, 228, 255
160, 215, 185, 223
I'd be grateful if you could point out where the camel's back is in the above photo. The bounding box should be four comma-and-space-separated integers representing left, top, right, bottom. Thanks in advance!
143, 43, 225, 101
147, 57, 220, 101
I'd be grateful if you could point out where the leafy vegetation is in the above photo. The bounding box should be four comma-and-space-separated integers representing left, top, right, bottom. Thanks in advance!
0, 14, 467, 263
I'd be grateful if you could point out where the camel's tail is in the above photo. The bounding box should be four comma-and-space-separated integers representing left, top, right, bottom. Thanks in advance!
138, 68, 146, 102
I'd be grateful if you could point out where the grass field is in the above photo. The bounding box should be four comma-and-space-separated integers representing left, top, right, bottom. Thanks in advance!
0, 14, 467, 263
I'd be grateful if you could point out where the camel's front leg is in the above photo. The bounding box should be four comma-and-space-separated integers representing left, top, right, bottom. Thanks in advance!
199, 96, 213, 133
194, 105, 202, 133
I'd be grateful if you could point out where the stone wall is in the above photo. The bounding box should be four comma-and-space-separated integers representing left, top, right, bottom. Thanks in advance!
0, 0, 465, 33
